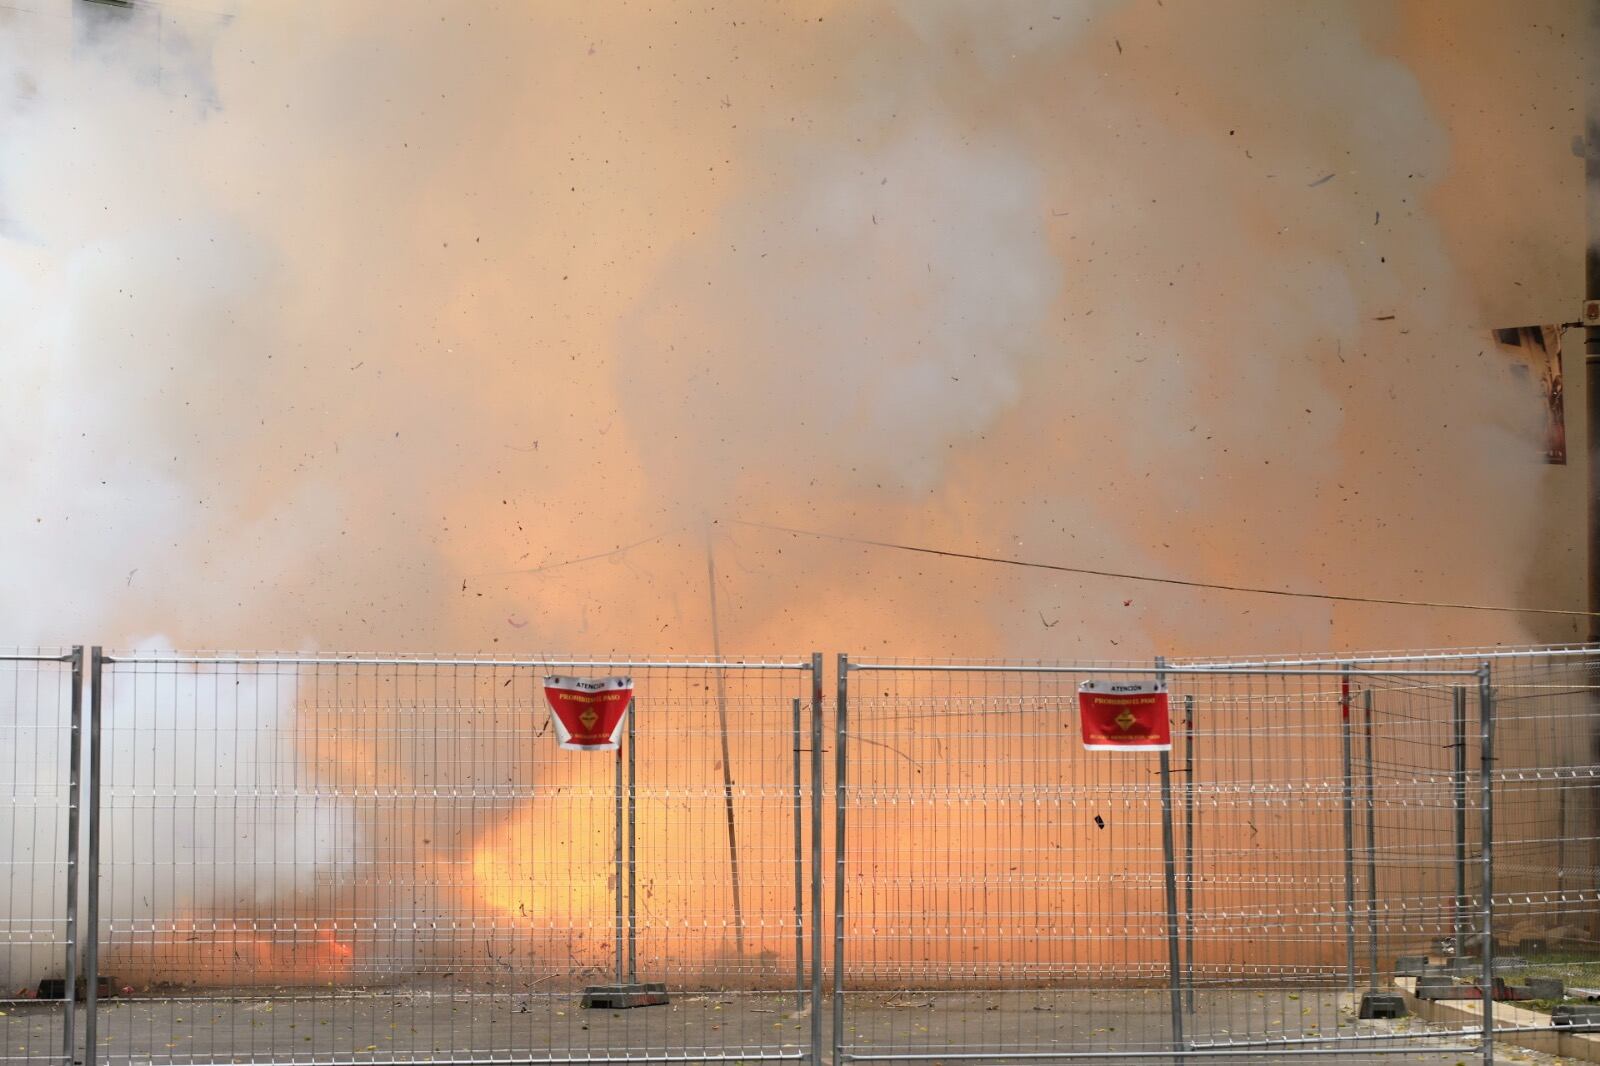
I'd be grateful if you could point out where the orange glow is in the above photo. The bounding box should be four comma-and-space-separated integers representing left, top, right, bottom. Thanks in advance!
468, 806, 615, 929
114, 912, 357, 988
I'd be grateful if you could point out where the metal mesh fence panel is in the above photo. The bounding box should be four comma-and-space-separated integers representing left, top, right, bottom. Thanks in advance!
87, 651, 821, 1066
0, 650, 81, 1066
43, 640, 1600, 1064
833, 658, 1490, 1063
1177, 646, 1600, 1057
1450, 650, 1600, 969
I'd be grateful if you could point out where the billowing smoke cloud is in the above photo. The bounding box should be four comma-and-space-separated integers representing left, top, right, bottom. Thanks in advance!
2, 0, 1586, 662
0, 0, 1591, 985
621, 116, 1059, 498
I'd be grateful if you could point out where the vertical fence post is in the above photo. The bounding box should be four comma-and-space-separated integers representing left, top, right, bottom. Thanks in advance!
1363, 688, 1379, 989
809, 653, 824, 1064
627, 697, 638, 985
1341, 665, 1357, 996
833, 655, 850, 1066
1454, 686, 1468, 961
62, 647, 83, 1064
1155, 658, 1184, 1062
793, 697, 805, 1012
614, 705, 626, 986
1183, 693, 1196, 1015
83, 648, 102, 1066
1478, 664, 1495, 1066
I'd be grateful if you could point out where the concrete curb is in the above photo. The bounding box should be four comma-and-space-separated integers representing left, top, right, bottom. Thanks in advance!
1395, 976, 1600, 1062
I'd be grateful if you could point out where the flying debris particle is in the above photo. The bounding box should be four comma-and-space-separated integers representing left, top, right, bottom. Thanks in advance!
126, 569, 138, 587
1373, 315, 1396, 322
1093, 815, 1106, 829
1309, 173, 1335, 188
1039, 612, 1059, 629
1122, 599, 1132, 607
1374, 211, 1381, 225
1114, 38, 1122, 54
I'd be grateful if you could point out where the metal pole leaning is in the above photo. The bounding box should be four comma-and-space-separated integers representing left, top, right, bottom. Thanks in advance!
809, 653, 824, 1063
62, 646, 83, 1064
704, 535, 746, 956
1478, 663, 1495, 1066
832, 655, 850, 1066
1341, 665, 1356, 997
84, 648, 103, 1066
1156, 658, 1185, 1064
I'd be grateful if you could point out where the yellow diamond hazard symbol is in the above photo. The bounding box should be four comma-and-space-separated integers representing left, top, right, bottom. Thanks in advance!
1114, 709, 1137, 731
579, 709, 599, 729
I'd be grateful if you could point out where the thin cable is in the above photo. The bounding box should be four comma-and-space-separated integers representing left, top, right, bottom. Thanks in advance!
732, 517, 1600, 619
467, 532, 668, 579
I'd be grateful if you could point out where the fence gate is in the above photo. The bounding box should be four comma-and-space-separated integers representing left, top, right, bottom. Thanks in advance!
84, 649, 823, 1066
0, 650, 82, 1066
834, 656, 1495, 1063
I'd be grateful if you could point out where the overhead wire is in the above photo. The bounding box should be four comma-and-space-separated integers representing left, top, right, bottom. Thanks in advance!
730, 518, 1599, 619
467, 532, 670, 579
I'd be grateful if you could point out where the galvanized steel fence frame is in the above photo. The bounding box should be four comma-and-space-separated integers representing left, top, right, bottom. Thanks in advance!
4, 644, 1600, 1065
0, 649, 83, 1066
80, 648, 825, 1066
832, 654, 1501, 1064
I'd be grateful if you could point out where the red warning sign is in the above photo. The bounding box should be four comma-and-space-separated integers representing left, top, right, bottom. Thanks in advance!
543, 675, 633, 751
1078, 679, 1171, 751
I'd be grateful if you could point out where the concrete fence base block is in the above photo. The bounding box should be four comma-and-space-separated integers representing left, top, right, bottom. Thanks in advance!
1358, 991, 1407, 1019
581, 983, 670, 1009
